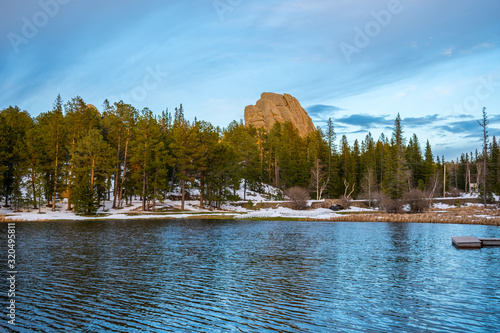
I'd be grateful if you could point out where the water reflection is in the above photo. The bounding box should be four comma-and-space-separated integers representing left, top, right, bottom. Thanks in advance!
0, 220, 499, 332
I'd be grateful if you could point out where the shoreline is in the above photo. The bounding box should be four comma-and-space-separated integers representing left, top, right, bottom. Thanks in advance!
2, 211, 499, 226
1, 197, 499, 226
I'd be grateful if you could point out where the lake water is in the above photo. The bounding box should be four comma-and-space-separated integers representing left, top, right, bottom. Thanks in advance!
1, 220, 499, 332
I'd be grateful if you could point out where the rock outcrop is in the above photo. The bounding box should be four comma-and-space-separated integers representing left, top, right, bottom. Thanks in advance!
244, 93, 316, 137
87, 104, 101, 116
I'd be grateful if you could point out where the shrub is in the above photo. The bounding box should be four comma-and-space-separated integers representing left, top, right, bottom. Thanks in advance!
72, 183, 100, 215
284, 186, 310, 210
404, 189, 429, 213
338, 195, 352, 209
378, 194, 403, 213
447, 187, 461, 198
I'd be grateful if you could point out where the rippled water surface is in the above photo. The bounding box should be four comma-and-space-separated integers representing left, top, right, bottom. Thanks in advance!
1, 220, 500, 332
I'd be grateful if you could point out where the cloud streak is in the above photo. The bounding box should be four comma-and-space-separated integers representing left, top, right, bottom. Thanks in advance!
0, 0, 499, 159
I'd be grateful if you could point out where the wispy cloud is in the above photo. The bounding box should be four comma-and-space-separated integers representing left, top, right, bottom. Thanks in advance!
442, 47, 454, 56
306, 104, 344, 117
1, 0, 500, 160
336, 114, 392, 128
403, 114, 440, 126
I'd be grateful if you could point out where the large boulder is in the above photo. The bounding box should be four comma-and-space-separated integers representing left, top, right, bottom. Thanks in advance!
244, 93, 316, 137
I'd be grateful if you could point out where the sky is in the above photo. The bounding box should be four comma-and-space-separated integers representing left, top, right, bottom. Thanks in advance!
1, 0, 500, 160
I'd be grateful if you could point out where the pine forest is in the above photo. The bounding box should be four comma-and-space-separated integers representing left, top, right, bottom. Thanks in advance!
1, 96, 497, 215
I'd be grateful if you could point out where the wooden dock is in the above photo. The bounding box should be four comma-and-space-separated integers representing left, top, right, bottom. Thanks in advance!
452, 236, 500, 249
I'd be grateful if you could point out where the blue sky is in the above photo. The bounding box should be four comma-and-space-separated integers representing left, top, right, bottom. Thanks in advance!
1, 0, 499, 159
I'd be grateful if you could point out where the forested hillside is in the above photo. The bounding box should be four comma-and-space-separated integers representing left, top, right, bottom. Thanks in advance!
0, 96, 498, 214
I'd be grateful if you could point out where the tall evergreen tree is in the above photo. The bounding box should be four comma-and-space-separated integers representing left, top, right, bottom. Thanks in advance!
383, 114, 409, 199
64, 96, 100, 210
0, 106, 33, 206
72, 128, 115, 214
478, 107, 489, 206
130, 108, 163, 211
40, 95, 67, 210
406, 133, 423, 188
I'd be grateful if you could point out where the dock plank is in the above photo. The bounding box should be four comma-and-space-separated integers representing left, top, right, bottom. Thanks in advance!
452, 236, 482, 249
479, 238, 500, 246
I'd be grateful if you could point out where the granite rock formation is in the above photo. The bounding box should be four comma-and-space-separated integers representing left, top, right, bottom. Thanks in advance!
244, 93, 316, 137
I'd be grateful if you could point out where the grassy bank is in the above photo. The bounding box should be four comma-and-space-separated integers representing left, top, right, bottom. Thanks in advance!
2, 205, 499, 226
324, 213, 499, 226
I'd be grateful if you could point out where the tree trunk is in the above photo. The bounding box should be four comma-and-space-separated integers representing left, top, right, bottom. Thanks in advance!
268, 148, 272, 183
118, 134, 129, 208
218, 187, 222, 209
52, 141, 58, 211
67, 139, 75, 211
152, 188, 156, 211
244, 178, 247, 201
142, 170, 147, 211
181, 177, 185, 210
112, 136, 121, 209
31, 169, 37, 209
274, 156, 279, 188
483, 156, 487, 207
90, 156, 96, 189
146, 175, 150, 211
152, 170, 158, 211
207, 184, 212, 211
260, 147, 264, 181
200, 173, 204, 208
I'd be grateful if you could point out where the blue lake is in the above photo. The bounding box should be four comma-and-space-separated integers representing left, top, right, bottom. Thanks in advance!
1, 220, 500, 332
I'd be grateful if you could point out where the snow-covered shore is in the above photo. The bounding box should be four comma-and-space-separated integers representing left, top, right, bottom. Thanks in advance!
1, 183, 498, 224
2, 197, 499, 225
0, 198, 336, 222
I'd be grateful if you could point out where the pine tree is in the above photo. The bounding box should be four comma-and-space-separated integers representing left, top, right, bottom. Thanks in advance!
326, 118, 336, 174
72, 180, 100, 215
0, 106, 33, 206
223, 121, 261, 201
130, 108, 162, 211
489, 136, 500, 195
478, 107, 489, 206
40, 95, 67, 210
339, 135, 356, 196
406, 133, 423, 188
170, 105, 204, 210
64, 96, 99, 210
72, 128, 115, 214
423, 140, 434, 187
383, 114, 409, 199
25, 119, 45, 209
205, 141, 237, 208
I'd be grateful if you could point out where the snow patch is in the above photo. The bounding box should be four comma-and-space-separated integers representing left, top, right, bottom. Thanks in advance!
236, 207, 335, 220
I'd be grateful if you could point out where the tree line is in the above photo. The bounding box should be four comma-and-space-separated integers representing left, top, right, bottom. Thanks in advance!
0, 96, 497, 214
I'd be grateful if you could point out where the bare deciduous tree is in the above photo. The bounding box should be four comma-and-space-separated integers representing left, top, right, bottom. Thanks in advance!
310, 158, 329, 200
360, 166, 376, 207
339, 179, 355, 208
427, 171, 441, 205
343, 179, 355, 198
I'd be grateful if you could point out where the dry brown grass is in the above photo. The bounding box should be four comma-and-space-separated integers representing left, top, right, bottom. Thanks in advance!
323, 206, 500, 226
0, 214, 50, 222
0, 215, 13, 222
